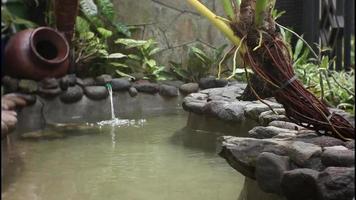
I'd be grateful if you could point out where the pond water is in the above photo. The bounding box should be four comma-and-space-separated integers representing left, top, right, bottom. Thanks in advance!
2, 112, 244, 200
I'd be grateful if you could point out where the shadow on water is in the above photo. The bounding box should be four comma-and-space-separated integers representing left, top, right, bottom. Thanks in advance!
170, 127, 223, 153
1, 136, 25, 192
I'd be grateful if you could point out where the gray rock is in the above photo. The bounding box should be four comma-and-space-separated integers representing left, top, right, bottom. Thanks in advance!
40, 78, 59, 89
258, 108, 288, 126
59, 75, 70, 90
268, 121, 304, 131
255, 152, 290, 194
81, 78, 96, 87
249, 126, 297, 139
75, 78, 84, 86
287, 141, 322, 166
318, 167, 355, 200
18, 79, 38, 93
218, 102, 246, 122
84, 86, 109, 100
321, 148, 355, 167
182, 99, 206, 114
199, 77, 228, 89
60, 85, 83, 103
2, 76, 18, 93
67, 74, 77, 86
218, 136, 289, 179
296, 136, 345, 148
111, 78, 132, 91
159, 80, 184, 88
179, 83, 199, 94
128, 87, 138, 97
38, 87, 61, 98
134, 83, 159, 94
345, 140, 355, 150
95, 74, 112, 86
244, 102, 283, 120
281, 168, 319, 200
159, 84, 179, 97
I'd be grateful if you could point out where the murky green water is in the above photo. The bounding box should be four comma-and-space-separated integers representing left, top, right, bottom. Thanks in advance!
2, 113, 244, 200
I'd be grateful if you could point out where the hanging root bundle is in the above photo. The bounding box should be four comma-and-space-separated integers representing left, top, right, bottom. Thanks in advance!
187, 0, 354, 140
243, 31, 354, 140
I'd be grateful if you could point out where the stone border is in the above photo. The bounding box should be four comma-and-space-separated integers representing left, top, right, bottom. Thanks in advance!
182, 84, 355, 200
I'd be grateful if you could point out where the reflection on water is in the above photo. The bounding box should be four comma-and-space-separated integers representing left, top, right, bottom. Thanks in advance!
2, 113, 244, 200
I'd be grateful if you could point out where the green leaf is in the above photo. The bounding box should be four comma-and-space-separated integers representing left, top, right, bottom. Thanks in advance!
110, 62, 129, 68
148, 47, 161, 56
114, 23, 131, 37
293, 38, 304, 61
145, 59, 157, 68
107, 53, 127, 59
115, 38, 148, 48
97, 27, 112, 38
128, 54, 142, 61
96, 0, 115, 21
80, 0, 98, 17
76, 16, 91, 33
115, 70, 135, 79
320, 56, 329, 69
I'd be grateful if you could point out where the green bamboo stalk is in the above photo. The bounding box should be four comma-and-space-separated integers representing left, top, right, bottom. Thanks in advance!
186, 0, 245, 53
254, 0, 269, 27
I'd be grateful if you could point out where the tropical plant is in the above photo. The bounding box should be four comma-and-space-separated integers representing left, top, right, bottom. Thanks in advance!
187, 0, 354, 140
169, 44, 228, 82
281, 27, 355, 114
1, 3, 37, 36
114, 38, 170, 81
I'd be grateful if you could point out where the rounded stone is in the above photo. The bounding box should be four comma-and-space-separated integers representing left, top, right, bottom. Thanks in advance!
179, 83, 199, 94
111, 78, 132, 91
84, 86, 109, 100
18, 79, 38, 93
199, 77, 228, 89
321, 148, 355, 167
2, 76, 18, 93
67, 74, 77, 86
95, 74, 112, 86
40, 78, 59, 89
128, 87, 138, 97
281, 168, 319, 200
317, 167, 355, 200
134, 83, 159, 94
38, 87, 61, 98
59, 76, 70, 90
81, 78, 96, 87
159, 84, 178, 97
256, 152, 290, 194
60, 85, 83, 103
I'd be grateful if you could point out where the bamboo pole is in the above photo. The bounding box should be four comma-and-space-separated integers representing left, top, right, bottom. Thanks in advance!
186, 0, 245, 53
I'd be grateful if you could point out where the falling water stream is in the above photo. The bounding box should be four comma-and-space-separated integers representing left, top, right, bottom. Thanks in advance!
106, 83, 115, 119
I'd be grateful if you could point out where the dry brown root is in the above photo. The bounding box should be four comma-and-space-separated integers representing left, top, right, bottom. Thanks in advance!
227, 0, 354, 140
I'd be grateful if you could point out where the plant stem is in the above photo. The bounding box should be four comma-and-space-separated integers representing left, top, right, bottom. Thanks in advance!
186, 0, 245, 53
255, 0, 269, 27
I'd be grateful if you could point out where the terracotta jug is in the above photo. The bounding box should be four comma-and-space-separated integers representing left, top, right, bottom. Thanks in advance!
4, 27, 70, 80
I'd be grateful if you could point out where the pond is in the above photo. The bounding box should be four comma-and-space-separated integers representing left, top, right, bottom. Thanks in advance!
2, 112, 244, 200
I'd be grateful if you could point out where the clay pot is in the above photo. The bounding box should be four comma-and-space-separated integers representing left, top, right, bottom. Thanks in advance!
4, 27, 70, 80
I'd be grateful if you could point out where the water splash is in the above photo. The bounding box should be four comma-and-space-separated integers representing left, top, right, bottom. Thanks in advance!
106, 83, 115, 119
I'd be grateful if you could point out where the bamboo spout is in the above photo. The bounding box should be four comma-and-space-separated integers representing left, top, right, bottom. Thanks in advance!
54, 0, 79, 44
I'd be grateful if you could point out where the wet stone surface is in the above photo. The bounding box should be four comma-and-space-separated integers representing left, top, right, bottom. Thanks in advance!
183, 84, 355, 200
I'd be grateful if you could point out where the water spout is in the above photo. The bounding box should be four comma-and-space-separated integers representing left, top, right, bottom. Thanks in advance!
105, 83, 115, 119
